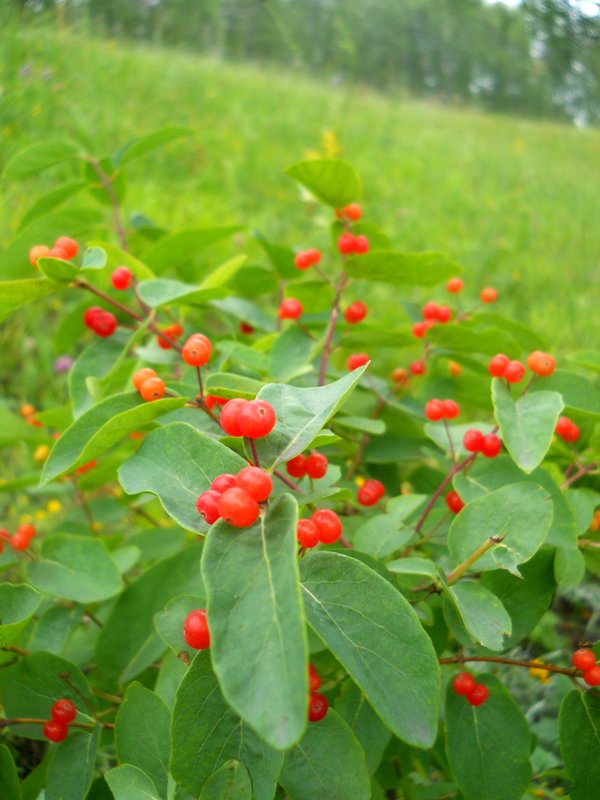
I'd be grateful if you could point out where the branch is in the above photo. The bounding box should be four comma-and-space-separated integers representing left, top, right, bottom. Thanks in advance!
446, 535, 503, 584
84, 155, 128, 251
439, 654, 577, 678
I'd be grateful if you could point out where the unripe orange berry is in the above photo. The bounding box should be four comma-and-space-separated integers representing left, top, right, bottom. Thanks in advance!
140, 377, 166, 402
132, 368, 157, 391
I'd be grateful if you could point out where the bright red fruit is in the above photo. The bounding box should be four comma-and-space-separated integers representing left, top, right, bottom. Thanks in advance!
309, 664, 322, 692
452, 672, 476, 696
425, 399, 445, 421
295, 249, 321, 270
442, 399, 460, 418
412, 321, 429, 338
218, 487, 260, 527
182, 334, 212, 367
278, 298, 303, 320
410, 360, 426, 375
17, 523, 36, 541
238, 400, 277, 439
488, 354, 510, 377
338, 232, 356, 255
297, 519, 320, 549
467, 684, 489, 706
436, 305, 452, 323
504, 360, 526, 383
344, 301, 367, 324
354, 234, 369, 254
308, 693, 328, 722
527, 350, 556, 377
311, 509, 342, 544
286, 454, 308, 478
572, 648, 597, 671
445, 490, 465, 514
51, 699, 77, 724
94, 311, 117, 338
111, 266, 132, 290
305, 453, 328, 479
140, 377, 165, 402
480, 287, 497, 304
183, 609, 210, 650
10, 532, 30, 551
211, 474, 238, 493
84, 307, 104, 329
481, 433, 502, 458
583, 666, 600, 686
196, 490, 222, 524
446, 277, 463, 293
29, 244, 51, 266
463, 429, 484, 452
236, 466, 272, 502
347, 353, 370, 371
357, 479, 385, 506
54, 236, 78, 259
343, 202, 362, 220
555, 416, 580, 442
422, 302, 439, 320
220, 398, 249, 437
43, 720, 69, 743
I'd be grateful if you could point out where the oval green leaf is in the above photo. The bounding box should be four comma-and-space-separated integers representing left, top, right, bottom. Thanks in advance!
285, 159, 361, 207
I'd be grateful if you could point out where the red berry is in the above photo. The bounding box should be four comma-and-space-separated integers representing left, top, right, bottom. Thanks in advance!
338, 232, 356, 255
51, 699, 77, 724
54, 236, 78, 259
481, 433, 502, 458
347, 353, 370, 371
357, 479, 385, 506
239, 322, 255, 334
11, 532, 30, 551
446, 277, 463, 293
344, 301, 367, 324
305, 453, 328, 479
279, 298, 303, 320
311, 509, 342, 544
29, 244, 51, 266
205, 394, 227, 409
43, 720, 69, 743
555, 416, 580, 443
442, 399, 460, 419
354, 235, 369, 254
133, 367, 157, 391
211, 474, 238, 494
286, 454, 308, 479
309, 664, 322, 691
436, 305, 452, 324
220, 398, 249, 437
412, 321, 429, 338
84, 307, 102, 329
504, 360, 526, 383
93, 311, 117, 338
410, 360, 426, 376
445, 490, 464, 514
183, 609, 210, 650
452, 672, 476, 696
140, 377, 166, 402
218, 487, 260, 527
236, 466, 272, 502
425, 399, 445, 421
196, 490, 222, 524
480, 287, 497, 304
343, 202, 362, 221
17, 523, 36, 541
238, 400, 277, 439
526, 351, 556, 377
297, 519, 320, 549
463, 429, 484, 452
572, 648, 597, 671
110, 267, 132, 290
308, 693, 328, 722
422, 302, 439, 320
295, 249, 321, 270
488, 354, 510, 378
75, 460, 96, 475
583, 666, 600, 686
467, 683, 489, 706
182, 334, 212, 367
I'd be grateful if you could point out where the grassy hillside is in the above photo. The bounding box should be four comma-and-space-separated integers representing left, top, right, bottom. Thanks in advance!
1, 22, 599, 349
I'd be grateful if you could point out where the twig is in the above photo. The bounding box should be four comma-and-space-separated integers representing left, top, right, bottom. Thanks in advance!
83, 155, 128, 251
247, 438, 260, 467
439, 654, 577, 678
446, 536, 503, 584
413, 453, 478, 534
560, 461, 597, 489
274, 469, 305, 494
318, 272, 348, 386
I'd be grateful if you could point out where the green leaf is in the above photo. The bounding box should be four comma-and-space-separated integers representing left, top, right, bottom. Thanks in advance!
113, 126, 191, 166
46, 728, 99, 800
448, 482, 553, 571
201, 255, 248, 289
0, 745, 21, 800
154, 594, 205, 655
559, 690, 600, 800
269, 326, 314, 382
115, 683, 170, 798
335, 416, 386, 435
18, 181, 87, 230
426, 322, 519, 357
342, 327, 413, 350
0, 652, 94, 739
41, 392, 187, 485
105, 765, 160, 800
444, 582, 512, 651
170, 651, 282, 799
279, 709, 370, 800
0, 584, 41, 646
354, 494, 426, 559
141, 227, 242, 272
119, 423, 247, 532
38, 256, 80, 282
69, 333, 132, 418
445, 674, 531, 800
87, 241, 155, 280
386, 557, 438, 580
204, 372, 263, 400
0, 278, 61, 321
4, 140, 79, 179
531, 369, 600, 418
335, 680, 391, 774
96, 546, 203, 682
202, 495, 307, 749
554, 546, 586, 587
136, 279, 228, 308
199, 761, 252, 800
253, 231, 297, 279
285, 159, 361, 207
492, 380, 564, 473
81, 246, 107, 270
344, 251, 461, 287
27, 534, 122, 602
254, 367, 367, 469
300, 552, 440, 748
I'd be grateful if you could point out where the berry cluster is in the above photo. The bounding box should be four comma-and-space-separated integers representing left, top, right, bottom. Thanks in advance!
337, 232, 369, 256
308, 664, 328, 722
132, 368, 165, 402
279, 298, 303, 320
424, 398, 460, 421
220, 399, 276, 439
286, 452, 329, 480
357, 478, 385, 507
197, 466, 272, 528
555, 416, 580, 443
572, 648, 600, 686
344, 301, 367, 324
452, 673, 490, 706
183, 608, 211, 650
294, 249, 321, 270
84, 306, 117, 338
412, 301, 452, 338
181, 333, 212, 365
335, 202, 362, 221
0, 523, 36, 552
29, 236, 78, 267
445, 490, 465, 514
488, 350, 555, 383
110, 266, 132, 290
462, 428, 502, 458
297, 509, 343, 548
43, 699, 77, 743
158, 323, 184, 350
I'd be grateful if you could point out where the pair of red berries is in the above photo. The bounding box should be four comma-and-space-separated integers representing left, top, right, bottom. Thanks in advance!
84, 306, 117, 338
452, 673, 490, 706
181, 333, 212, 366
335, 202, 362, 221
279, 298, 303, 320
488, 354, 526, 383
308, 664, 328, 721
445, 490, 465, 514
294, 249, 321, 270
555, 416, 580, 443
29, 236, 78, 266
297, 509, 343, 548
572, 648, 600, 686
423, 301, 452, 323
338, 232, 369, 256
158, 323, 184, 350
220, 399, 276, 439
286, 452, 328, 480
110, 266, 133, 290
347, 353, 370, 371
197, 466, 272, 528
344, 301, 367, 324
0, 523, 36, 552
463, 429, 502, 458
132, 368, 166, 402
526, 351, 556, 377
183, 608, 210, 650
43, 698, 77, 743
424, 398, 460, 422
357, 479, 385, 507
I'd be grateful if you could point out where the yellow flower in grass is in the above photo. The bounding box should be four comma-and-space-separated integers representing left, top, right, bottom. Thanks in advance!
46, 499, 62, 514
529, 659, 550, 684
34, 444, 50, 463
321, 130, 342, 159
354, 476, 366, 487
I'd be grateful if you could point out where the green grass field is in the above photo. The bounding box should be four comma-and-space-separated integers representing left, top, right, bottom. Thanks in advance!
1, 22, 599, 351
